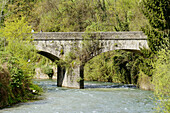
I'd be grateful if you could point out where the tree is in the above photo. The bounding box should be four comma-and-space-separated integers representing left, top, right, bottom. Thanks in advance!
33, 0, 145, 32
136, 0, 170, 88
142, 0, 170, 53
0, 17, 41, 108
142, 0, 170, 111
2, 17, 36, 78
152, 49, 170, 112
5, 0, 38, 23
0, 0, 11, 26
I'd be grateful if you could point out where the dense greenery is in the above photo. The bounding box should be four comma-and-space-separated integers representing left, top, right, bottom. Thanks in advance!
29, 0, 147, 32
85, 51, 141, 84
43, 65, 54, 79
142, 0, 169, 53
152, 49, 170, 112
141, 0, 170, 111
0, 17, 42, 108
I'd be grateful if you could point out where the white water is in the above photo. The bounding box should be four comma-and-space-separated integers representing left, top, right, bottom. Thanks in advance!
0, 79, 155, 113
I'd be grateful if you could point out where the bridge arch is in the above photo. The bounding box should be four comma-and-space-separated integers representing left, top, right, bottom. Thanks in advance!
37, 51, 67, 87
37, 51, 60, 62
83, 49, 142, 85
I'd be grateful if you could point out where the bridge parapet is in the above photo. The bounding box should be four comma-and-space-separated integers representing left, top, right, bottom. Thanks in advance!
33, 31, 147, 40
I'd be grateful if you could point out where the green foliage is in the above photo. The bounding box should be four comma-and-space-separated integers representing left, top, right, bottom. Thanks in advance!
35, 54, 54, 67
141, 1, 170, 111
43, 65, 54, 79
137, 48, 154, 76
33, 0, 146, 32
152, 49, 170, 112
0, 54, 42, 108
0, 0, 9, 26
2, 17, 37, 76
142, 27, 169, 54
0, 35, 5, 51
109, 51, 141, 84
9, 64, 24, 88
1, 16, 35, 77
137, 71, 153, 90
29, 83, 43, 95
0, 17, 42, 108
0, 65, 11, 108
112, 51, 131, 84
80, 33, 102, 65
142, 0, 170, 53
3, 17, 32, 39
84, 52, 114, 82
85, 50, 141, 84
76, 77, 83, 83
5, 0, 38, 23
142, 0, 169, 31
34, 54, 56, 79
113, 13, 130, 31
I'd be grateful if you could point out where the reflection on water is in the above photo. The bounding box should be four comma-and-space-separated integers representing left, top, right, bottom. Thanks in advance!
0, 79, 155, 113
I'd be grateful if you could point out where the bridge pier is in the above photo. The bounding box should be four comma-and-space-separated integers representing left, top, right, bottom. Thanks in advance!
57, 65, 84, 89
57, 65, 65, 87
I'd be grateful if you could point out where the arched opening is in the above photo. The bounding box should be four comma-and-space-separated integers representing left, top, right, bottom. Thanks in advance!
84, 49, 142, 87
37, 51, 66, 87
119, 49, 142, 54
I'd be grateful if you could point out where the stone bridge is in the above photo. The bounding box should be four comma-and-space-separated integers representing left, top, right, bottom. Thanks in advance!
33, 32, 148, 89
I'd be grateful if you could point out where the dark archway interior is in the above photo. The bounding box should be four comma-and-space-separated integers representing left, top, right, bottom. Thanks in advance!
37, 51, 59, 62
120, 49, 142, 55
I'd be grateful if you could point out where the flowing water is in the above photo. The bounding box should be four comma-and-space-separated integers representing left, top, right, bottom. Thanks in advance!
0, 79, 155, 113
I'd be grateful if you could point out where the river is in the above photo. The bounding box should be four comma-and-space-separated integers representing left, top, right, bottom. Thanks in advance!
0, 79, 155, 113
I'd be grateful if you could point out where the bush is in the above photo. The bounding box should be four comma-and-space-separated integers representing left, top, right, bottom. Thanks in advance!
0, 54, 42, 108
33, 0, 147, 32
0, 66, 11, 108
43, 65, 54, 79
84, 50, 141, 84
152, 49, 170, 112
84, 52, 114, 82
0, 17, 42, 108
137, 71, 153, 90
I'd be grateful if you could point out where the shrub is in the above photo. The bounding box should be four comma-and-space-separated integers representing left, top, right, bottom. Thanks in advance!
43, 65, 54, 79
0, 66, 11, 108
0, 17, 42, 108
152, 49, 170, 112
